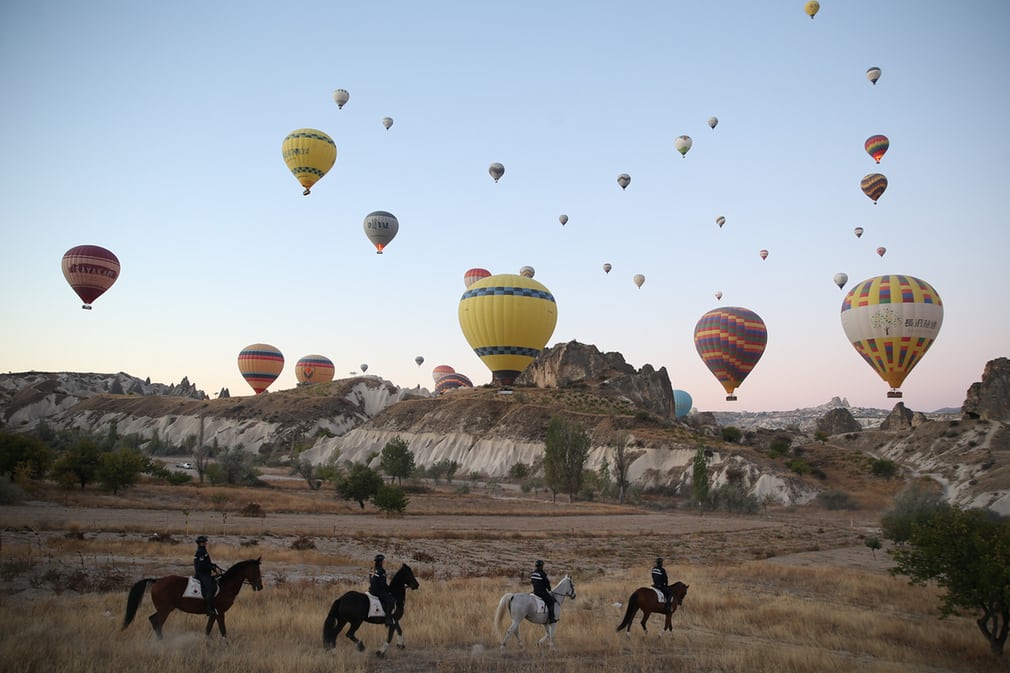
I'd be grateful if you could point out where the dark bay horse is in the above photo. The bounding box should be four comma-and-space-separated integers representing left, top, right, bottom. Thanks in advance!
122, 557, 263, 640
322, 563, 419, 657
616, 581, 688, 635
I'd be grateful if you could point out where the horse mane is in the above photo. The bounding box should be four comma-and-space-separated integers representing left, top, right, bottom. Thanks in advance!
220, 557, 261, 582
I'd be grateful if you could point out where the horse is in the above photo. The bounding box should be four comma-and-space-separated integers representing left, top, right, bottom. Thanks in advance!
494, 575, 576, 649
322, 563, 420, 657
616, 581, 688, 635
122, 557, 263, 641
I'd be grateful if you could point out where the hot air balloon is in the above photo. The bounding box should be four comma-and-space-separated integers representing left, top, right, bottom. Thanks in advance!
458, 273, 558, 386
414, 356, 424, 367
672, 389, 693, 419
238, 344, 284, 394
861, 173, 888, 204
876, 246, 887, 257
804, 0, 820, 19
759, 249, 769, 261
674, 135, 693, 158
854, 227, 864, 238
382, 117, 393, 130
865, 135, 889, 163
866, 66, 881, 85
708, 116, 718, 129
332, 89, 349, 109
633, 274, 645, 288
559, 214, 568, 226
694, 307, 767, 401
435, 372, 473, 395
363, 210, 399, 254
603, 263, 612, 274
282, 128, 337, 195
833, 273, 848, 289
464, 267, 492, 288
295, 354, 335, 386
840, 275, 943, 398
714, 290, 723, 300
360, 363, 368, 373
617, 173, 631, 190
432, 364, 455, 384
519, 266, 535, 278
489, 162, 505, 183
716, 216, 726, 228
61, 245, 120, 310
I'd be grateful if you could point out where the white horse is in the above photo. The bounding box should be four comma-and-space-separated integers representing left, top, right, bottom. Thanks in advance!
494, 575, 576, 649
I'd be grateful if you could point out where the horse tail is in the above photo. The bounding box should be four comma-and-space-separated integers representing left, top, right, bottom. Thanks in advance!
322, 598, 342, 650
122, 579, 154, 631
616, 592, 639, 632
493, 594, 513, 637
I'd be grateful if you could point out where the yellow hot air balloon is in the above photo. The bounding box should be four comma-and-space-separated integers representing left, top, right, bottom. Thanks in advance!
238, 344, 284, 394
804, 0, 820, 19
840, 275, 943, 398
295, 354, 335, 385
282, 128, 337, 195
458, 273, 558, 386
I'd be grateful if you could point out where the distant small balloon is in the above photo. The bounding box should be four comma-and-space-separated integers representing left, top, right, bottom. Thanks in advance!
854, 227, 864, 238
414, 356, 424, 367
674, 135, 693, 158
866, 66, 882, 85
617, 173, 631, 190
716, 216, 726, 228
759, 249, 769, 261
559, 214, 568, 226
804, 0, 820, 19
708, 116, 718, 129
360, 363, 369, 373
715, 290, 723, 300
333, 89, 349, 109
519, 265, 535, 278
833, 273, 848, 290
382, 117, 393, 130
489, 162, 505, 183
876, 247, 886, 257
633, 274, 645, 289
864, 135, 889, 164
464, 267, 492, 288
603, 263, 612, 274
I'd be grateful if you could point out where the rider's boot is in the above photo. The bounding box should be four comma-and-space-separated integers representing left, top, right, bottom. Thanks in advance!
205, 599, 217, 616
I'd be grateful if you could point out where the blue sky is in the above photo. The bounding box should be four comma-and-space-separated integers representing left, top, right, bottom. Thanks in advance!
2, 1, 1008, 413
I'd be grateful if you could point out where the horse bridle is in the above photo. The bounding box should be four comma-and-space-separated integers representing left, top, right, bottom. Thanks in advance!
552, 579, 576, 600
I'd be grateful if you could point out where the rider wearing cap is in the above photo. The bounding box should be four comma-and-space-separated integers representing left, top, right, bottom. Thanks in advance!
652, 557, 673, 613
369, 554, 396, 627
531, 559, 557, 624
194, 535, 222, 616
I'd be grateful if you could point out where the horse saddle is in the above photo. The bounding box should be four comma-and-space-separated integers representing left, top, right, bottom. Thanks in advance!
184, 577, 218, 600
528, 594, 549, 615
651, 587, 668, 603
366, 593, 390, 618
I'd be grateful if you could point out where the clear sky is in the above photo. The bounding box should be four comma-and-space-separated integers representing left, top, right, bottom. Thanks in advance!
2, 1, 1008, 413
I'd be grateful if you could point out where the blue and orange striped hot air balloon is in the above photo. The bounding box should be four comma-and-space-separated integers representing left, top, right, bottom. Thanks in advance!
295, 354, 334, 386
238, 344, 284, 394
694, 307, 768, 401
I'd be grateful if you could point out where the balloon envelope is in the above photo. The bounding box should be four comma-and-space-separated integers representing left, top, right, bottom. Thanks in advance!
295, 354, 334, 385
382, 117, 393, 130
804, 0, 820, 18
617, 173, 631, 190
716, 216, 726, 228
708, 116, 718, 129
633, 274, 645, 288
238, 344, 284, 394
458, 273, 558, 386
431, 364, 455, 384
854, 227, 864, 238
672, 390, 693, 419
759, 249, 768, 260
694, 307, 767, 400
464, 268, 492, 288
866, 67, 881, 85
332, 89, 349, 108
715, 291, 723, 300
674, 135, 693, 157
414, 356, 424, 367
282, 128, 337, 195
603, 263, 612, 274
360, 363, 368, 373
61, 245, 120, 309
834, 273, 849, 289
559, 214, 568, 226
877, 247, 887, 257
864, 135, 889, 163
489, 162, 505, 182
435, 372, 473, 395
840, 275, 943, 396
861, 173, 888, 203
519, 265, 535, 278
363, 210, 399, 254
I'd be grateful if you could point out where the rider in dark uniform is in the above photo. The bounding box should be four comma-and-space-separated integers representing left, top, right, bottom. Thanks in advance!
531, 559, 557, 623
369, 554, 396, 627
194, 535, 221, 616
651, 557, 673, 613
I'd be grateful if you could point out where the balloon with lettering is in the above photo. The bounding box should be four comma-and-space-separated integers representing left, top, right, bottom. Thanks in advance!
804, 0, 820, 19
382, 117, 393, 130
861, 173, 888, 204
238, 344, 284, 394
363, 210, 399, 254
282, 128, 337, 195
489, 162, 505, 183
693, 306, 767, 401
833, 272, 848, 289
633, 273, 645, 288
431, 364, 455, 384
840, 275, 943, 398
674, 135, 693, 157
295, 354, 334, 385
464, 267, 492, 288
458, 273, 558, 386
617, 173, 631, 190
672, 389, 693, 419
864, 135, 889, 164
866, 66, 881, 85
61, 245, 120, 310
332, 89, 349, 109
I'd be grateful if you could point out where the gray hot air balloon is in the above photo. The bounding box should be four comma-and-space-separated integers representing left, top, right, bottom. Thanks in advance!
489, 162, 505, 182
633, 273, 645, 288
360, 363, 368, 373
414, 355, 424, 367
519, 265, 535, 278
603, 263, 612, 274
617, 173, 631, 190
716, 216, 726, 228
674, 135, 693, 158
382, 117, 393, 130
333, 88, 349, 109
363, 210, 399, 254
833, 273, 848, 290
708, 116, 718, 129
559, 214, 568, 226
866, 66, 881, 85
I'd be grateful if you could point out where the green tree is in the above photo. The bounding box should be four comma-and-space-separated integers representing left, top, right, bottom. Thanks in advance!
51, 439, 102, 489
692, 447, 710, 510
890, 506, 1010, 656
372, 483, 409, 515
96, 447, 146, 494
611, 431, 631, 505
881, 485, 950, 543
543, 416, 590, 503
379, 436, 415, 485
213, 445, 261, 485
336, 463, 383, 509
0, 431, 55, 479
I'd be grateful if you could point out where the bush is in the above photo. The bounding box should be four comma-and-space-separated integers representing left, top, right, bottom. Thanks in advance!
372, 484, 409, 515
768, 436, 793, 458
166, 471, 193, 485
818, 490, 857, 510
871, 459, 898, 479
786, 458, 811, 475
880, 485, 949, 543
508, 462, 530, 480
708, 485, 760, 514
720, 426, 742, 443
238, 502, 266, 518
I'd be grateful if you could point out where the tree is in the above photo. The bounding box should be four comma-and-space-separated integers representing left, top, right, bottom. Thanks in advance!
692, 447, 710, 511
372, 483, 409, 515
543, 416, 590, 503
51, 439, 102, 489
212, 445, 261, 485
336, 463, 383, 509
0, 431, 54, 479
96, 447, 146, 494
881, 485, 950, 543
890, 506, 1010, 656
611, 431, 631, 505
379, 436, 415, 485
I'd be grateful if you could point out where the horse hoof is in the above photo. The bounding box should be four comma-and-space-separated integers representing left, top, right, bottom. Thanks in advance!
375, 651, 385, 659
356, 642, 365, 652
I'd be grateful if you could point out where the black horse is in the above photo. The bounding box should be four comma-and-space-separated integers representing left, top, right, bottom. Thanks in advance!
322, 563, 419, 656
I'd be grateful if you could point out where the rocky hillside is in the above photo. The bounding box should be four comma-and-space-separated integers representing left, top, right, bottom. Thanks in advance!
2, 350, 1008, 514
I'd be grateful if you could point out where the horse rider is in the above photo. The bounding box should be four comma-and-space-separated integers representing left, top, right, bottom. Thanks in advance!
531, 559, 558, 623
369, 554, 397, 627
652, 556, 673, 613
194, 535, 221, 616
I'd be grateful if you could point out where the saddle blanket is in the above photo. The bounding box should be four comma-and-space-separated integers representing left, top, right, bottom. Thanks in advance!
367, 593, 388, 618
651, 587, 668, 603
528, 593, 548, 614
183, 577, 218, 600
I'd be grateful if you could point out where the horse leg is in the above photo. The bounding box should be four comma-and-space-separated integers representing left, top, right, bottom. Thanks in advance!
500, 619, 522, 648
148, 612, 165, 640
394, 621, 405, 649
663, 611, 673, 633
640, 610, 650, 633
537, 623, 554, 648
345, 620, 366, 652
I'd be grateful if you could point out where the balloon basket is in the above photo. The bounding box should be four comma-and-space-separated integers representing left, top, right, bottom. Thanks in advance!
81, 304, 92, 310
725, 395, 737, 401
887, 391, 903, 398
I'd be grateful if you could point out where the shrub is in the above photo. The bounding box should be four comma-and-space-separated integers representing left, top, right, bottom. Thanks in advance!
708, 485, 760, 514
880, 485, 949, 543
508, 462, 530, 480
768, 436, 793, 458
238, 502, 266, 518
818, 490, 857, 510
871, 458, 898, 479
166, 471, 193, 485
786, 458, 811, 475
720, 426, 742, 443
372, 484, 409, 515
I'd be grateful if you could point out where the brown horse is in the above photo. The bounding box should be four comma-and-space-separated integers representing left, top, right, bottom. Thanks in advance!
616, 581, 688, 635
122, 557, 263, 640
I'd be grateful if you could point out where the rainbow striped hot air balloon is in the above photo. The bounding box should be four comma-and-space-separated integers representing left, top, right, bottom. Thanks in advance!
458, 273, 558, 386
282, 128, 337, 195
238, 344, 284, 394
295, 354, 334, 386
864, 135, 890, 164
694, 307, 768, 401
61, 245, 120, 310
840, 275, 943, 398
431, 364, 455, 384
435, 372, 473, 395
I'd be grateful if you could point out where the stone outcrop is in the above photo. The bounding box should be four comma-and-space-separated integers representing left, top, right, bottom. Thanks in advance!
515, 341, 674, 419
815, 408, 863, 435
879, 402, 928, 431
962, 357, 1010, 422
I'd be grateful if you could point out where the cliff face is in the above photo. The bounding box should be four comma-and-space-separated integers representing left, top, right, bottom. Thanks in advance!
963, 357, 1010, 422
